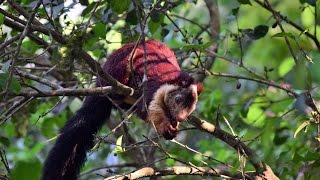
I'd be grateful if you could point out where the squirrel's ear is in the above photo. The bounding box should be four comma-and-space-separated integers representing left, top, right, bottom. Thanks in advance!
196, 83, 203, 95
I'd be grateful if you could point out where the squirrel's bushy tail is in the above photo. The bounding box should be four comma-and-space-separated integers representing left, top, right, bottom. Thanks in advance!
41, 96, 112, 180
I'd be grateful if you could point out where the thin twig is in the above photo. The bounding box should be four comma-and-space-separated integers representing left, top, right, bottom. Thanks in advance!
204, 69, 297, 97
188, 115, 265, 173
264, 0, 297, 64
253, 0, 320, 50
16, 71, 62, 90
170, 14, 211, 35
3, 0, 42, 98
0, 149, 10, 174
0, 97, 33, 125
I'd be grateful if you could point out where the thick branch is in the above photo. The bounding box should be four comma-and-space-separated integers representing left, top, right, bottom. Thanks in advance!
104, 166, 233, 180
16, 86, 114, 97
188, 115, 264, 173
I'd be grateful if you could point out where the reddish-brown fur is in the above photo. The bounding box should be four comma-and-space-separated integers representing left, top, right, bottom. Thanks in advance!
100, 40, 181, 87
42, 40, 201, 180
102, 40, 200, 139
99, 39, 200, 121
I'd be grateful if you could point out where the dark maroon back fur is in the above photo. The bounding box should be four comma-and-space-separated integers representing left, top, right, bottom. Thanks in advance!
101, 40, 194, 117
100, 40, 182, 86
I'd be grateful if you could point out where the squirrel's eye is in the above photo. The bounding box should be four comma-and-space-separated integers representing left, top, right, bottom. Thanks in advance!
175, 95, 183, 104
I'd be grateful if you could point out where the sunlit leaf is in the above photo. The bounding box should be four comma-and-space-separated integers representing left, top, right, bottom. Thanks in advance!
294, 120, 311, 138
243, 105, 266, 127
113, 135, 124, 153
110, 0, 130, 14
301, 7, 314, 27
272, 32, 295, 40
278, 57, 295, 77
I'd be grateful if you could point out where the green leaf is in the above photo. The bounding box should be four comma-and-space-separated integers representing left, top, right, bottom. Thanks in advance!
110, 0, 130, 14
0, 13, 4, 25
161, 28, 169, 37
148, 21, 160, 34
41, 115, 60, 138
232, 7, 240, 16
11, 159, 41, 180
150, 11, 163, 22
272, 32, 295, 40
242, 25, 268, 40
237, 0, 252, 5
278, 57, 295, 77
112, 135, 124, 153
93, 22, 107, 38
292, 152, 304, 163
301, 7, 314, 27
274, 127, 289, 145
0, 73, 22, 94
166, 158, 175, 166
294, 120, 311, 138
79, 0, 89, 5
148, 14, 164, 34
21, 40, 39, 56
306, 68, 312, 89
303, 151, 320, 161
243, 105, 266, 127
252, 25, 268, 39
292, 59, 308, 89
0, 136, 10, 147
126, 10, 138, 25
81, 3, 95, 16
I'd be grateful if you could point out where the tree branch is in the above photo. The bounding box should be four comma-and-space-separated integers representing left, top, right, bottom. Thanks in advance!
2, 3, 134, 96
194, 0, 220, 82
104, 166, 234, 180
188, 115, 265, 173
16, 86, 115, 97
253, 0, 320, 50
